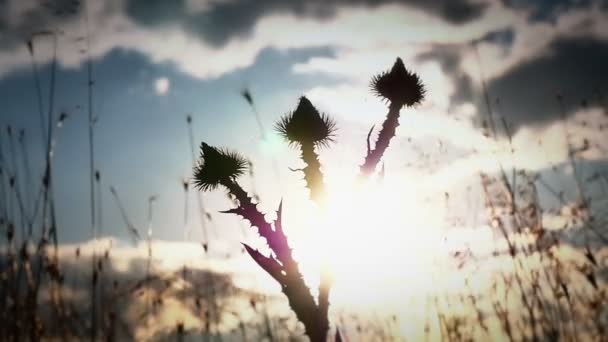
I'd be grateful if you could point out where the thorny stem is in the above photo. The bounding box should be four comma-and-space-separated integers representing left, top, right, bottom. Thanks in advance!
317, 269, 331, 342
221, 180, 294, 268
221, 180, 274, 248
360, 102, 401, 177
300, 142, 326, 206
220, 179, 329, 341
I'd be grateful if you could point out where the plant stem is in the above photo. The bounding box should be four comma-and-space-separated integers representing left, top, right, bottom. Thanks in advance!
300, 142, 325, 206
186, 117, 211, 252
360, 102, 401, 177
84, 0, 98, 336
221, 180, 329, 341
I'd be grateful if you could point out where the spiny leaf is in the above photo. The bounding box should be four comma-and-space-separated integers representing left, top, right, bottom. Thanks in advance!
219, 207, 244, 216
242, 243, 285, 283
274, 199, 283, 235
366, 125, 375, 154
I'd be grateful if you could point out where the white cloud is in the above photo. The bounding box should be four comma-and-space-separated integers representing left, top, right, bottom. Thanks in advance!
418, 107, 608, 192
0, 0, 607, 86
455, 3, 608, 82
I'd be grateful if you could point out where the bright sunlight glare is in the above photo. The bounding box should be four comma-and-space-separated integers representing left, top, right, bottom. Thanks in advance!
295, 170, 447, 310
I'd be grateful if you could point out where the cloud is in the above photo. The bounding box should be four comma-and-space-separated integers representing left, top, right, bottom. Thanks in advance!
0, 0, 76, 49
415, 44, 476, 109
0, 0, 606, 93
124, 0, 488, 47
409, 3, 608, 134
0, 0, 492, 81
501, 0, 608, 23
15, 238, 304, 340
485, 36, 608, 131
12, 220, 608, 340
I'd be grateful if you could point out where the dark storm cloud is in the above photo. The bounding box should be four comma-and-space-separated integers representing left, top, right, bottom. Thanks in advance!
415, 28, 516, 114
487, 37, 608, 132
125, 0, 488, 47
480, 27, 515, 47
0, 0, 6, 30
0, 0, 81, 49
501, 0, 607, 23
418, 33, 608, 134
416, 45, 476, 110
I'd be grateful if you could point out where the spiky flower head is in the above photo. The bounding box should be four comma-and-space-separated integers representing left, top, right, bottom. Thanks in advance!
275, 96, 336, 147
371, 57, 425, 108
193, 142, 249, 191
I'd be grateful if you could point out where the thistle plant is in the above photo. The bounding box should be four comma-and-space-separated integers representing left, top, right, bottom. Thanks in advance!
360, 57, 425, 177
194, 143, 330, 341
275, 96, 336, 205
193, 58, 424, 342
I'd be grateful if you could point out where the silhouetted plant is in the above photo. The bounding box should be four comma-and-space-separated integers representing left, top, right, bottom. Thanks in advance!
275, 96, 336, 205
360, 57, 425, 177
1, 46, 607, 341
194, 142, 331, 341
194, 58, 424, 341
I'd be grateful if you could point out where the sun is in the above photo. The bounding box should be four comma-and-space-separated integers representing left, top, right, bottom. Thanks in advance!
294, 170, 447, 309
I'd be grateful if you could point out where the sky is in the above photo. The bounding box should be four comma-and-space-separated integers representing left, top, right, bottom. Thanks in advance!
0, 0, 606, 245
0, 0, 607, 253
2, 0, 608, 339
0, 0, 606, 247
